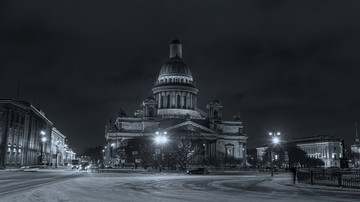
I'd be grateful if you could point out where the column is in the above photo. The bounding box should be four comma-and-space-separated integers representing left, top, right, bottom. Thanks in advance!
171, 92, 175, 108
162, 92, 166, 108
158, 93, 161, 109
175, 92, 178, 108
186, 93, 190, 109
190, 94, 193, 109
180, 93, 185, 108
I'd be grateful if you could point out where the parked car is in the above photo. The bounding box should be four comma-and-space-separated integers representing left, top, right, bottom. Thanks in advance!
187, 168, 210, 175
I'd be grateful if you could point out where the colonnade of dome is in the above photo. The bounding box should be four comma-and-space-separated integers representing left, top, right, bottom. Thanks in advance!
151, 39, 199, 115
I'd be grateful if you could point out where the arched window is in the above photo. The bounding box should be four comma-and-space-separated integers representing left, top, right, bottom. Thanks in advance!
214, 111, 219, 119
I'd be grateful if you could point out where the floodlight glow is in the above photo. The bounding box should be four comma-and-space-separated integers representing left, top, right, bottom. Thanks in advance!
41, 137, 47, 142
277, 132, 281, 135
269, 132, 273, 136
154, 136, 168, 144
164, 131, 167, 135
273, 137, 280, 144
155, 131, 159, 135
162, 136, 168, 143
40, 131, 46, 135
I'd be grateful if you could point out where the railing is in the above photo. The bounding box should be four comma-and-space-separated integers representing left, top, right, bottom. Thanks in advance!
297, 170, 360, 189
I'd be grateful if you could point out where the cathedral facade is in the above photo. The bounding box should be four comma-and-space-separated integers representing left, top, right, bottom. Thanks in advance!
104, 39, 247, 168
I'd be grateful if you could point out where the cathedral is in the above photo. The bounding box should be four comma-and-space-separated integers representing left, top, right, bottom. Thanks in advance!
104, 39, 247, 168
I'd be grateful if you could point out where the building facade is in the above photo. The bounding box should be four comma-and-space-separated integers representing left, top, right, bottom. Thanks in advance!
292, 136, 343, 167
105, 39, 247, 168
256, 135, 343, 168
0, 99, 53, 168
0, 99, 72, 168
64, 148, 76, 165
50, 127, 66, 167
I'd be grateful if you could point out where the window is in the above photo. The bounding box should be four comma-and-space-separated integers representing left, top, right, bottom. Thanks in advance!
225, 145, 235, 158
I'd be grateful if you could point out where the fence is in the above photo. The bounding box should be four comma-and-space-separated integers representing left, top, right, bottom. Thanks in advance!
297, 170, 360, 189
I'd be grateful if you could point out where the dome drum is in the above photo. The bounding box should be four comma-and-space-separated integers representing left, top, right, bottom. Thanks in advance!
151, 39, 199, 116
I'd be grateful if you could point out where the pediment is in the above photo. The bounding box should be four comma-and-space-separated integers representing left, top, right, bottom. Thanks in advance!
164, 120, 217, 134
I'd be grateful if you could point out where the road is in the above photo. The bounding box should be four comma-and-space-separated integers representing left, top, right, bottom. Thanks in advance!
0, 169, 85, 197
1, 170, 360, 201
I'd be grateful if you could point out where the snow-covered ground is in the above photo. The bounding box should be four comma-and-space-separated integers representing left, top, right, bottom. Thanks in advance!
1, 172, 359, 202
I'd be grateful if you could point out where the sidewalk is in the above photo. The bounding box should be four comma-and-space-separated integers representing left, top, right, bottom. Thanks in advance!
271, 173, 360, 193
0, 168, 22, 172
0, 166, 67, 172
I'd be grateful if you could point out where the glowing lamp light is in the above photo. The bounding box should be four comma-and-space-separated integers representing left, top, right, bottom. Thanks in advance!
273, 137, 280, 144
41, 137, 47, 142
40, 131, 46, 135
154, 136, 168, 144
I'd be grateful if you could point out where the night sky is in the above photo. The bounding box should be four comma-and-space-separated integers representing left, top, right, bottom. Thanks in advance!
1, 1, 360, 154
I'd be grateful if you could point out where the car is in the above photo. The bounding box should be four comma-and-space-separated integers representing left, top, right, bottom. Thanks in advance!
22, 166, 39, 172
71, 164, 79, 169
187, 168, 210, 175
78, 162, 90, 171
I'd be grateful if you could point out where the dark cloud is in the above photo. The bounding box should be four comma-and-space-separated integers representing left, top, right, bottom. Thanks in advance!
1, 0, 360, 152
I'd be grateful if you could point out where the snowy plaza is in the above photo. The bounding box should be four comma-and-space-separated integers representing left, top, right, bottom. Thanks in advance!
1, 170, 360, 202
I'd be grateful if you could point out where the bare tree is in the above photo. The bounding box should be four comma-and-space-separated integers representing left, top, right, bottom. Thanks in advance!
167, 127, 205, 170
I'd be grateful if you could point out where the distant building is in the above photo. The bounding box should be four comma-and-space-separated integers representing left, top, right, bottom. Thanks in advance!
256, 146, 268, 161
64, 148, 76, 165
292, 135, 343, 167
50, 127, 66, 167
256, 135, 343, 167
351, 122, 360, 167
105, 39, 247, 168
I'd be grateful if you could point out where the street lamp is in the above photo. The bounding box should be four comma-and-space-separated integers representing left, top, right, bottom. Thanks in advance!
269, 131, 281, 177
154, 131, 168, 171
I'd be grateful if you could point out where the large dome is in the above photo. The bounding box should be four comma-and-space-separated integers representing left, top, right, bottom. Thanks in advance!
159, 56, 192, 77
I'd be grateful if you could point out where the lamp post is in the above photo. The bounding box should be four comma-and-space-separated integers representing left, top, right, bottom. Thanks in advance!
154, 131, 168, 171
110, 143, 115, 165
39, 131, 46, 165
269, 131, 280, 177
40, 135, 47, 165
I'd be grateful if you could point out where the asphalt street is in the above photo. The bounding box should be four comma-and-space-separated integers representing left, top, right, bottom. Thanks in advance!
0, 170, 359, 202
